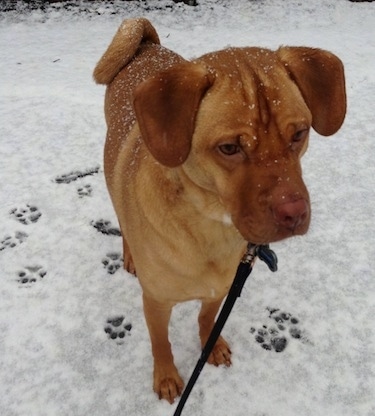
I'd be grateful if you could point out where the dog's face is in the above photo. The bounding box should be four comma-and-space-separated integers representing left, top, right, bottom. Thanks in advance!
183, 54, 312, 243
133, 47, 346, 244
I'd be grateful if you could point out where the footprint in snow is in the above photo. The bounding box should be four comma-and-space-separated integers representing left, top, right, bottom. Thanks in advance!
102, 252, 123, 275
250, 308, 308, 353
77, 184, 93, 198
54, 166, 99, 184
0, 231, 28, 251
91, 219, 121, 236
17, 265, 47, 286
104, 316, 132, 344
10, 204, 42, 225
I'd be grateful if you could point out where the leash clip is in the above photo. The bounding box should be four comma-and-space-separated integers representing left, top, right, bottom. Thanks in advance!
241, 243, 258, 264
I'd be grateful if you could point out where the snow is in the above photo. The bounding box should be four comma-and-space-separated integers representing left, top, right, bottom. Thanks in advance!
0, 0, 374, 415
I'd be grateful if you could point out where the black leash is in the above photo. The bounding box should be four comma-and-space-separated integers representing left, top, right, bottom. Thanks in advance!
173, 243, 278, 416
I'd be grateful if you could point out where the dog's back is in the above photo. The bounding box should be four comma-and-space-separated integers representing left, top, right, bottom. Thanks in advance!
93, 18, 184, 181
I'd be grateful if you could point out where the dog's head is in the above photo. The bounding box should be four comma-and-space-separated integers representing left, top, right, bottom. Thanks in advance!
133, 47, 346, 244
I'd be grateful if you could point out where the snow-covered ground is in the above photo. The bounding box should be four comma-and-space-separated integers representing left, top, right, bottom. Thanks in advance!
0, 1, 374, 415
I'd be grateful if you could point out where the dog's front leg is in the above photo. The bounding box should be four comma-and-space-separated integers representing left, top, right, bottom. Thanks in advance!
198, 298, 232, 366
142, 293, 184, 404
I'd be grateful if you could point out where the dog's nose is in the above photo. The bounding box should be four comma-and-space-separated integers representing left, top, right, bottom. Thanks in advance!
273, 199, 309, 230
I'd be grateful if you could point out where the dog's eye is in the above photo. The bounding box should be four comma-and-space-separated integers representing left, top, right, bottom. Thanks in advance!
218, 144, 241, 156
292, 129, 309, 142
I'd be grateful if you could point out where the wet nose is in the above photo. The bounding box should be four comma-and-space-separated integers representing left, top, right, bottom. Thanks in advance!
273, 199, 309, 230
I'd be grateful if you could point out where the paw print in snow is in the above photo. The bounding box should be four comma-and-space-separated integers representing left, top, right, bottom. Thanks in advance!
77, 184, 92, 198
17, 265, 47, 286
268, 309, 303, 340
54, 166, 99, 184
102, 252, 123, 274
91, 219, 121, 236
0, 231, 28, 251
104, 316, 132, 344
10, 205, 42, 225
250, 325, 288, 352
250, 308, 307, 353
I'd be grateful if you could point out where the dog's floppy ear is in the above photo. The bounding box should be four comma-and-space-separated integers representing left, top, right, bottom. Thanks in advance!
277, 47, 346, 136
133, 62, 214, 167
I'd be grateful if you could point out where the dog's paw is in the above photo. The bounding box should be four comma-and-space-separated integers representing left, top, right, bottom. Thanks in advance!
250, 308, 308, 352
10, 204, 42, 225
154, 366, 184, 404
124, 256, 136, 275
77, 184, 92, 198
91, 219, 121, 237
123, 242, 136, 275
207, 335, 232, 366
0, 231, 28, 251
54, 166, 100, 184
104, 316, 132, 344
17, 265, 47, 286
102, 252, 123, 275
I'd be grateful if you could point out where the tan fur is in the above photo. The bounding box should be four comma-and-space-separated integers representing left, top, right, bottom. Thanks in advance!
93, 18, 160, 85
94, 19, 346, 403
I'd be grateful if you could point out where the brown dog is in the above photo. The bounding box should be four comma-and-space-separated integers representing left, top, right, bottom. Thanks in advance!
93, 18, 346, 403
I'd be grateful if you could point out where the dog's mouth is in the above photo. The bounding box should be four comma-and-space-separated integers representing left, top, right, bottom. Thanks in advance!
239, 223, 310, 246
233, 198, 311, 245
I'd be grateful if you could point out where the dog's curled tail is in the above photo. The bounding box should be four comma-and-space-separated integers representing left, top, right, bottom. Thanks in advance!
93, 18, 160, 85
